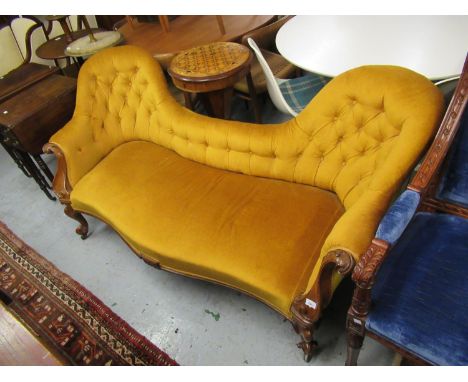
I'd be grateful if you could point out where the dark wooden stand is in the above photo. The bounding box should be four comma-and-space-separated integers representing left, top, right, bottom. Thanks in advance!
0, 74, 76, 200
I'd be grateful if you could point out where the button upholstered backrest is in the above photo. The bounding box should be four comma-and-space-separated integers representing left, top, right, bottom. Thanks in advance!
293, 66, 444, 208
61, 45, 443, 211
436, 108, 468, 207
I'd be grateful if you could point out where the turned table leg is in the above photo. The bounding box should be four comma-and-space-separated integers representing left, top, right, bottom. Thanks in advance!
246, 72, 262, 123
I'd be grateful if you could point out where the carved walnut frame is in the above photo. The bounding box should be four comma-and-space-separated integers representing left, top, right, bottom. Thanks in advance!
345, 55, 468, 366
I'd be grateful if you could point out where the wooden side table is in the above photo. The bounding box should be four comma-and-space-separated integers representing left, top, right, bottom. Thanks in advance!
0, 75, 76, 200
36, 28, 104, 70
0, 63, 59, 103
168, 42, 261, 122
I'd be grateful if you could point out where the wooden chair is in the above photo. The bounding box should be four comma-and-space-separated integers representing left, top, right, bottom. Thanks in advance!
0, 16, 51, 76
0, 24, 25, 76
234, 16, 298, 114
345, 54, 468, 366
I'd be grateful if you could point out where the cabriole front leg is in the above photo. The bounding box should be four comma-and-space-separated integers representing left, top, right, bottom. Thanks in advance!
292, 316, 317, 362
64, 204, 89, 239
291, 250, 355, 362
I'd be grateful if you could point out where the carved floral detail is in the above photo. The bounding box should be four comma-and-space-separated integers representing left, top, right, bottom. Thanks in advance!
351, 239, 389, 288
410, 75, 468, 192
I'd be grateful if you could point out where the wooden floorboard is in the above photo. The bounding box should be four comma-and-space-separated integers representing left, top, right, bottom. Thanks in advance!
0, 302, 62, 365
118, 15, 275, 55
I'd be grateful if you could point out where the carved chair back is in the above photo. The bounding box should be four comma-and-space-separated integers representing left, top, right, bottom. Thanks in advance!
409, 55, 468, 219
433, 109, 468, 210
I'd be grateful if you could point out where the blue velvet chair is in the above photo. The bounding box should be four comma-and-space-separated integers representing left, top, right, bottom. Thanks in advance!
345, 55, 468, 366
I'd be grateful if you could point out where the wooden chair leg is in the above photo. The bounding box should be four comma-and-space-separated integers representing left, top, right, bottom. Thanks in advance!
345, 282, 372, 365
345, 327, 365, 365
64, 204, 89, 239
183, 91, 194, 110
245, 72, 262, 123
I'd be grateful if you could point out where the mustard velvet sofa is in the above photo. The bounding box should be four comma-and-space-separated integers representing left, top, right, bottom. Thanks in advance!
44, 46, 443, 361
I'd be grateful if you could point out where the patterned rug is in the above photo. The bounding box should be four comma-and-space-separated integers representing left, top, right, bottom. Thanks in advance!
0, 221, 178, 366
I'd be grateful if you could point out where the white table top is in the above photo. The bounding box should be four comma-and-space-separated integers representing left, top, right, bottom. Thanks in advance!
276, 16, 468, 80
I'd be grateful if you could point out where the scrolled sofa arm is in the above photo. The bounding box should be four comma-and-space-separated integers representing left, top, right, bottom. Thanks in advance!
299, 187, 421, 299
47, 114, 112, 188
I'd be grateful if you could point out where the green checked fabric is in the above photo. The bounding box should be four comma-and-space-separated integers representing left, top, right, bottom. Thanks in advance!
279, 73, 331, 114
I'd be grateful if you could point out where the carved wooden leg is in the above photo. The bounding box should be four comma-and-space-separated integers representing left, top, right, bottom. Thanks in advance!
345, 283, 371, 365
246, 72, 262, 123
346, 322, 365, 366
293, 320, 318, 362
291, 250, 356, 362
64, 204, 89, 239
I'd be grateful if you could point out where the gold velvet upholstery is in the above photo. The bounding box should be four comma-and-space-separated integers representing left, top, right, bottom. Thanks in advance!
49, 46, 444, 317
72, 141, 344, 315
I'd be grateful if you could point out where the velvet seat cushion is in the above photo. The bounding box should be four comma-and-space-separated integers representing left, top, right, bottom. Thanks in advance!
70, 141, 344, 316
366, 212, 468, 365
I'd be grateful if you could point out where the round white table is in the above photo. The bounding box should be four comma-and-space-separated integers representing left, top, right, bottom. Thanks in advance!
276, 16, 468, 80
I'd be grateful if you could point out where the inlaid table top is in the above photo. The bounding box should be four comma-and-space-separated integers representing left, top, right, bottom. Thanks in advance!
167, 41, 257, 120
169, 42, 251, 81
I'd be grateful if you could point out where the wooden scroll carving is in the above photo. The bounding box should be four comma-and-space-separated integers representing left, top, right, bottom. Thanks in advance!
291, 249, 355, 361
43, 143, 89, 239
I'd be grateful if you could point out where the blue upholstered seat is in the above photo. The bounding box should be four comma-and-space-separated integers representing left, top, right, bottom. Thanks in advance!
278, 73, 330, 114
366, 212, 468, 365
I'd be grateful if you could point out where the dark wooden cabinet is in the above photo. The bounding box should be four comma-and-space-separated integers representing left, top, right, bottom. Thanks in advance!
0, 74, 76, 200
